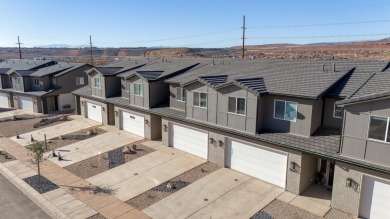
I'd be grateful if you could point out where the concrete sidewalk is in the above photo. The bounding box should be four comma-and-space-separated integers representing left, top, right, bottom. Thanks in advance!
0, 132, 150, 219
10, 115, 99, 146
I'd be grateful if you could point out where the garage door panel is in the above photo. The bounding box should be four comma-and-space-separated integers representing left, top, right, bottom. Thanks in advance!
121, 111, 144, 137
18, 96, 34, 111
0, 93, 8, 108
87, 102, 102, 123
227, 138, 287, 188
170, 124, 208, 159
360, 175, 390, 219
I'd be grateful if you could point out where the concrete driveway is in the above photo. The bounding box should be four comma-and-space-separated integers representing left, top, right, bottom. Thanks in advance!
87, 147, 206, 202
10, 115, 99, 146
47, 128, 143, 167
143, 168, 284, 219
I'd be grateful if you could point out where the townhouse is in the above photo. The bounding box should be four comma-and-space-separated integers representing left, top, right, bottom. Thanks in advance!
0, 59, 91, 113
73, 58, 390, 218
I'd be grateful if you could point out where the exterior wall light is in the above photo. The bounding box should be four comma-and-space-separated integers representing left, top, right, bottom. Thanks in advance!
81, 101, 84, 106
145, 119, 149, 125
163, 124, 168, 132
33, 100, 37, 105
346, 178, 352, 187
209, 138, 215, 144
102, 107, 105, 112
346, 178, 359, 191
290, 161, 296, 171
115, 111, 118, 117
218, 140, 224, 147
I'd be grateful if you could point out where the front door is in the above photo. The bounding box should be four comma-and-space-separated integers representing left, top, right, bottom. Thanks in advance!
53, 96, 58, 111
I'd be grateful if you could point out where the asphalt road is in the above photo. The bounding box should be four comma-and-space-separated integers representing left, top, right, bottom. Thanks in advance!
0, 172, 50, 219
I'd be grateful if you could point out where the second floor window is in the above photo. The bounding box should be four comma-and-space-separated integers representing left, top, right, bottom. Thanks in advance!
134, 83, 143, 96
193, 92, 207, 108
76, 77, 84, 85
274, 100, 298, 122
368, 116, 390, 143
333, 104, 344, 119
52, 78, 57, 86
177, 87, 186, 101
33, 78, 39, 87
94, 78, 101, 88
15, 77, 21, 86
228, 97, 246, 115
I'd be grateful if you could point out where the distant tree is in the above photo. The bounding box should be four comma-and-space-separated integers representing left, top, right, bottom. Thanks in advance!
26, 141, 46, 180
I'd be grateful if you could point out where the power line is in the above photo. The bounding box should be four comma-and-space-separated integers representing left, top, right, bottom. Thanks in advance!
247, 33, 390, 40
242, 15, 246, 59
247, 19, 390, 29
89, 35, 93, 66
15, 36, 23, 59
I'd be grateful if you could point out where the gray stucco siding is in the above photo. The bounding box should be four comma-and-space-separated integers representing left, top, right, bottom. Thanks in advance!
323, 97, 343, 129
341, 98, 390, 167
54, 65, 90, 95
129, 76, 149, 109
90, 72, 105, 98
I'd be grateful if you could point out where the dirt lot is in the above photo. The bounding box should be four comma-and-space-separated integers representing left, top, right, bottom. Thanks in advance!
87, 214, 107, 219
0, 114, 71, 137
127, 162, 221, 210
44, 126, 106, 151
0, 150, 16, 163
251, 200, 354, 219
64, 141, 154, 179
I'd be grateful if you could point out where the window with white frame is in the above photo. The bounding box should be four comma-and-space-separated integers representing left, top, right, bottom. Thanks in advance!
33, 78, 40, 87
76, 77, 84, 85
177, 87, 186, 101
94, 77, 101, 88
333, 104, 344, 119
134, 83, 143, 96
52, 78, 57, 86
368, 116, 390, 142
274, 100, 298, 121
228, 96, 246, 115
193, 92, 207, 108
15, 77, 21, 86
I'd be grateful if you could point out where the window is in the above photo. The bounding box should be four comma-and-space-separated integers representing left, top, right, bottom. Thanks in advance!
368, 116, 390, 143
177, 87, 186, 101
274, 100, 298, 122
94, 78, 101, 88
15, 77, 21, 86
134, 83, 143, 96
76, 77, 84, 85
228, 96, 246, 115
193, 92, 207, 108
333, 104, 344, 119
33, 78, 39, 87
52, 78, 57, 86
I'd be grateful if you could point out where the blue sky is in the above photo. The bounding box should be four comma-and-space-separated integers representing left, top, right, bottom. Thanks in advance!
0, 0, 389, 48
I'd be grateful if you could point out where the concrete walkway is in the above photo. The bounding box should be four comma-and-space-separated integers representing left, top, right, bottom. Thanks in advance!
87, 147, 205, 202
10, 115, 99, 146
143, 168, 284, 219
0, 128, 150, 219
47, 130, 143, 167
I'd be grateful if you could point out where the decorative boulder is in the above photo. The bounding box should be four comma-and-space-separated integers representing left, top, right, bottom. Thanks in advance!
58, 135, 64, 140
132, 144, 137, 151
59, 116, 68, 121
11, 115, 17, 121
166, 182, 176, 189
86, 129, 95, 135
122, 146, 132, 154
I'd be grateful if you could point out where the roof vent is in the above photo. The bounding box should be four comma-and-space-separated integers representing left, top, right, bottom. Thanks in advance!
322, 64, 325, 72
333, 63, 336, 73
212, 59, 215, 65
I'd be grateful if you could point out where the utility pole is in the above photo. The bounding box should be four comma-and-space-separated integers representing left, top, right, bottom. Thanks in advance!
15, 36, 23, 59
241, 15, 246, 60
89, 35, 93, 66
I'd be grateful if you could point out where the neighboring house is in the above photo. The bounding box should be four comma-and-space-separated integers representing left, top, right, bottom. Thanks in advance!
0, 59, 91, 113
73, 58, 390, 218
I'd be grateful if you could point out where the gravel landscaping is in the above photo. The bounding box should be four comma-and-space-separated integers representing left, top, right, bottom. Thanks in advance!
251, 200, 355, 219
44, 126, 106, 151
64, 141, 153, 179
23, 175, 59, 194
87, 214, 107, 219
0, 114, 72, 137
126, 162, 221, 210
0, 150, 16, 163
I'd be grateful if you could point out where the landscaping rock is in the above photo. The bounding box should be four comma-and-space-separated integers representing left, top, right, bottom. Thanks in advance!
23, 175, 59, 194
87, 129, 95, 135
59, 116, 68, 121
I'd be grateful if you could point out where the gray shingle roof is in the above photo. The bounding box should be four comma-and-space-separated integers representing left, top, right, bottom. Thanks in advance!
0, 68, 11, 74
14, 70, 36, 76
30, 62, 85, 77
198, 75, 228, 87
0, 59, 55, 75
167, 60, 354, 99
94, 67, 123, 76
118, 58, 200, 81
337, 91, 390, 106
234, 77, 267, 95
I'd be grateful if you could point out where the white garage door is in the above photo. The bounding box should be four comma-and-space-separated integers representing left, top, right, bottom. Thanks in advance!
121, 111, 145, 137
87, 102, 102, 123
169, 124, 208, 159
18, 96, 34, 112
226, 138, 287, 188
359, 175, 390, 219
0, 93, 8, 108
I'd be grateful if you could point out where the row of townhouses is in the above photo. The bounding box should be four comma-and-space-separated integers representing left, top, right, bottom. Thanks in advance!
1, 57, 389, 218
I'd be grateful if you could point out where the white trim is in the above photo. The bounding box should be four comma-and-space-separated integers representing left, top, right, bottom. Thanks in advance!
94, 77, 101, 88
273, 99, 298, 122
76, 77, 84, 85
333, 103, 343, 119
176, 87, 186, 102
227, 96, 246, 116
367, 115, 390, 143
